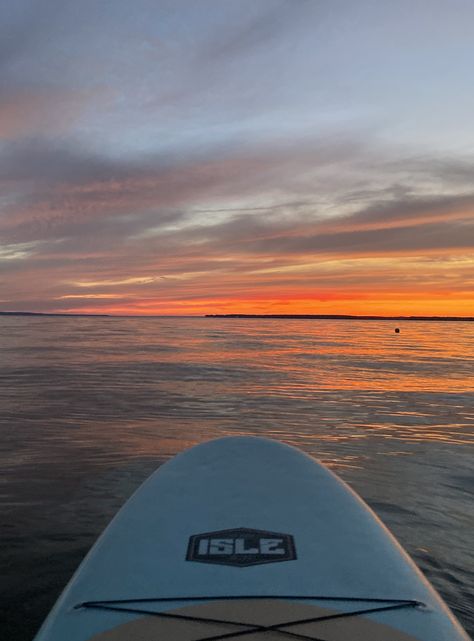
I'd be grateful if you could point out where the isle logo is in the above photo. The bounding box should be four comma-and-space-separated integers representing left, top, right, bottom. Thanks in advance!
186, 527, 296, 567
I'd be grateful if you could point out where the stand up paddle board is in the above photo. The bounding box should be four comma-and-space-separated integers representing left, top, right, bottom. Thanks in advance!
34, 436, 469, 641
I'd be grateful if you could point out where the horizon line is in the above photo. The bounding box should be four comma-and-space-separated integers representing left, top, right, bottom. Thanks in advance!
1, 311, 473, 321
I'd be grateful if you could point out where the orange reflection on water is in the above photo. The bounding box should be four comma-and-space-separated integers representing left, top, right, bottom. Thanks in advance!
2, 315, 472, 453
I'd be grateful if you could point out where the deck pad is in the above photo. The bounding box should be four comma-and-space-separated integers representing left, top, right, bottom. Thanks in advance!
87, 599, 425, 641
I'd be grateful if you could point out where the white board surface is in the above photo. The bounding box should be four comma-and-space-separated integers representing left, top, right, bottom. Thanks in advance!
33, 436, 470, 641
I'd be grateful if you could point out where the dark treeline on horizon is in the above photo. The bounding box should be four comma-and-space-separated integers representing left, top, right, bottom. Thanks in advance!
205, 314, 474, 322
1, 311, 472, 321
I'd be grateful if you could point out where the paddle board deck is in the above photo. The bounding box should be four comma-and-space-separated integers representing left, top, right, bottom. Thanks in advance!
34, 436, 469, 641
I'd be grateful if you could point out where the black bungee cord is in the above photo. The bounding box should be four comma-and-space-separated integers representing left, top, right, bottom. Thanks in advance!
76, 594, 424, 641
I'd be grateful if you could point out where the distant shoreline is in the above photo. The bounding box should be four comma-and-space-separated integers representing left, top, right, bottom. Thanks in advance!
1, 311, 472, 321
205, 314, 474, 322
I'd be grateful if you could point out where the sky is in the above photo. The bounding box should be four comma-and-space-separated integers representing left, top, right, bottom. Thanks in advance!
0, 0, 473, 316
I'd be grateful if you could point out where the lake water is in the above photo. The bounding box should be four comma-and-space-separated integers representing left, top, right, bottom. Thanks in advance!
0, 316, 473, 639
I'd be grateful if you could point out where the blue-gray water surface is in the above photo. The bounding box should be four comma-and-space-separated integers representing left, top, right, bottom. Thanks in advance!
0, 316, 473, 639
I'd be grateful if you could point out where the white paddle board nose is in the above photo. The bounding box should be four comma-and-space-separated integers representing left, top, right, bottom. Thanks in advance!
33, 436, 470, 641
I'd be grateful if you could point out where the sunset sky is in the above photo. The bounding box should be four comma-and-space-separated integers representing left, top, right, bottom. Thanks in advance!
1, 0, 473, 316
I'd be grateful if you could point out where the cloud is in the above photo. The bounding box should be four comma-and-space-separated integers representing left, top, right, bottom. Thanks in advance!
0, 1, 116, 143
0, 88, 107, 140
146, 209, 473, 271
142, 0, 324, 120
1, 131, 473, 314
0, 0, 66, 72
0, 139, 132, 184
0, 135, 364, 242
196, 0, 313, 63
1, 136, 474, 261
321, 191, 474, 232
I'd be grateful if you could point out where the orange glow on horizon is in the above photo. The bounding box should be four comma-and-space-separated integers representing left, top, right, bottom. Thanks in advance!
55, 290, 474, 317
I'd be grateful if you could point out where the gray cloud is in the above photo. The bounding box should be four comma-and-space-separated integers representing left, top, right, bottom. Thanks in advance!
0, 134, 366, 243
332, 192, 474, 229
0, 139, 132, 184
0, 0, 66, 72
1, 134, 474, 259
158, 202, 474, 259
196, 0, 313, 63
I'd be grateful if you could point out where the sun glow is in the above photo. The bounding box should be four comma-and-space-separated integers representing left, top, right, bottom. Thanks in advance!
52, 252, 474, 316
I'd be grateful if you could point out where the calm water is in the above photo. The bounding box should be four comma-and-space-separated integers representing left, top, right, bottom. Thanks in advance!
0, 316, 473, 639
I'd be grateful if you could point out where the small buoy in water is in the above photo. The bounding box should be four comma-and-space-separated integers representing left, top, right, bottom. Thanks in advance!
395, 327, 400, 333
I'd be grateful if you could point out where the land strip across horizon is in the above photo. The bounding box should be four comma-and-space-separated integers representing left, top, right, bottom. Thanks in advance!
205, 314, 474, 321
1, 311, 472, 321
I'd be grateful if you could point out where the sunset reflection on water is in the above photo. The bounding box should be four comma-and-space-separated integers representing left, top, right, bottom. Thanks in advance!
0, 316, 473, 640
0, 316, 472, 463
